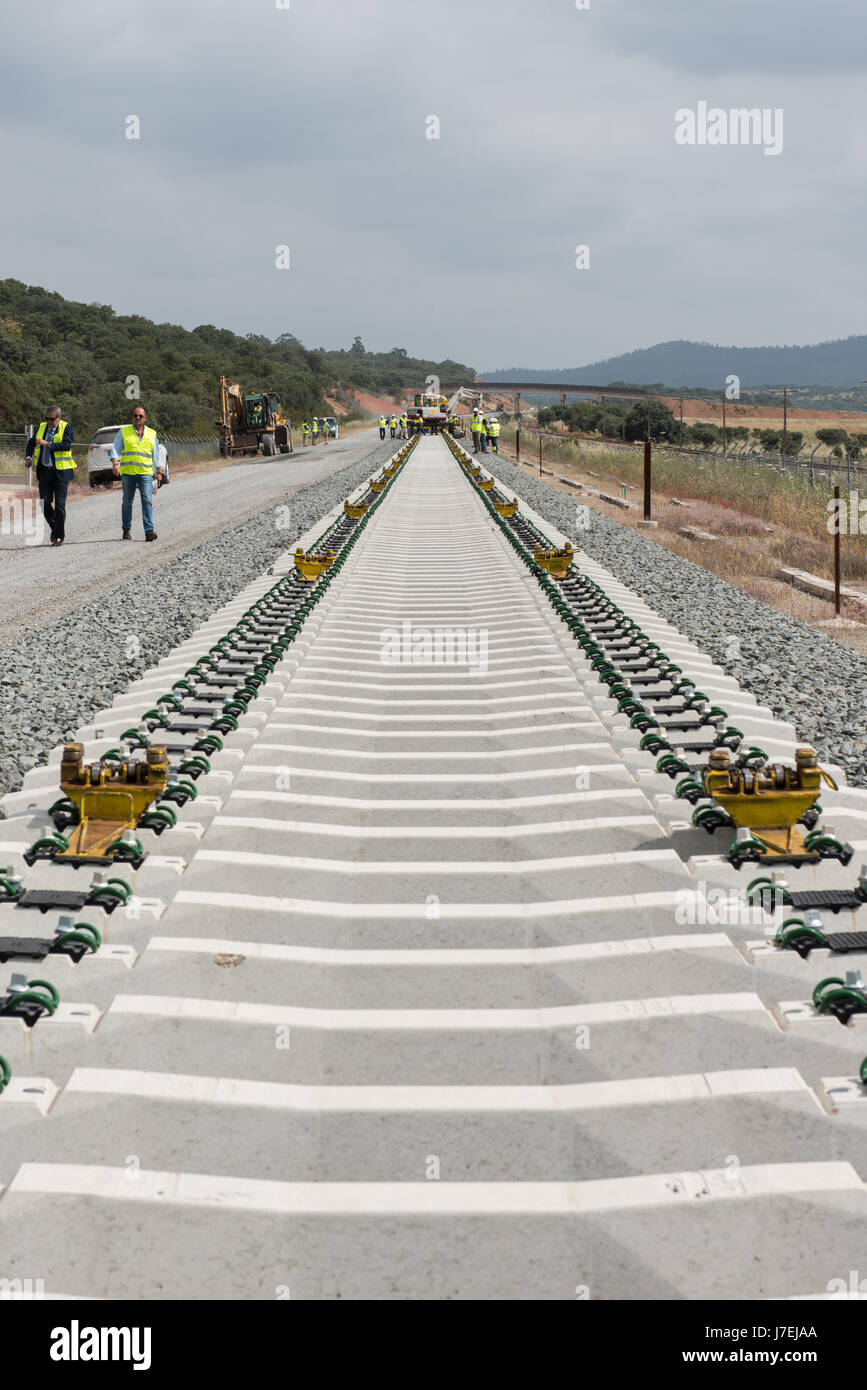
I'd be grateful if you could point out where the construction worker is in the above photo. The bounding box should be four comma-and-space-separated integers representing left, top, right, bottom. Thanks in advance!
25, 404, 76, 546
486, 416, 500, 452
110, 405, 163, 541
479, 416, 488, 453
470, 413, 481, 452
311, 418, 319, 445
301, 420, 310, 445
379, 415, 386, 441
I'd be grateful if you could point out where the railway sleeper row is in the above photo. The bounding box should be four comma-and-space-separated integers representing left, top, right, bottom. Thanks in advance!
1, 434, 867, 1297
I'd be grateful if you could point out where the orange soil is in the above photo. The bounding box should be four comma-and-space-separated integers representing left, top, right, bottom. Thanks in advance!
325, 388, 403, 418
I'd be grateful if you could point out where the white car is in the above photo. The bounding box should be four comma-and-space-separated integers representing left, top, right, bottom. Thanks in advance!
88, 426, 169, 488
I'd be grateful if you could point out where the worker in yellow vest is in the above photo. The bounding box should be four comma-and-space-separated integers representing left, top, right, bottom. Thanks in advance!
486, 416, 501, 453
110, 405, 163, 540
25, 405, 76, 546
311, 418, 319, 445
379, 416, 386, 440
470, 414, 482, 452
301, 420, 310, 444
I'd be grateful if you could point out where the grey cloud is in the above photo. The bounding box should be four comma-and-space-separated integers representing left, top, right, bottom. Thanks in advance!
0, 0, 864, 368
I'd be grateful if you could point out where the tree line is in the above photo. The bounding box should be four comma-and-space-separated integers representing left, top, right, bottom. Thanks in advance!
0, 281, 473, 442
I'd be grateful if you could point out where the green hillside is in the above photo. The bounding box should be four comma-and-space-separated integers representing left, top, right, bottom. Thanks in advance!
0, 281, 474, 440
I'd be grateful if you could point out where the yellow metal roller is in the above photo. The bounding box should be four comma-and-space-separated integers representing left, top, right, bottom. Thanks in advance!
534, 544, 574, 578
57, 742, 168, 862
294, 548, 336, 582
702, 746, 837, 859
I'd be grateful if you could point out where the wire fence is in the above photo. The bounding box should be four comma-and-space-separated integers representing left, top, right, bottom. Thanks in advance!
518, 427, 867, 490
0, 431, 220, 475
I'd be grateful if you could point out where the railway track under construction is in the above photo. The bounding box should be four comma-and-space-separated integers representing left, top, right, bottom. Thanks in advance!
3, 432, 867, 1299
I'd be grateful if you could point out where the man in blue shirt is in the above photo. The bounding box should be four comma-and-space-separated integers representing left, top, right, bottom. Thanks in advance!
25, 405, 76, 546
109, 406, 163, 540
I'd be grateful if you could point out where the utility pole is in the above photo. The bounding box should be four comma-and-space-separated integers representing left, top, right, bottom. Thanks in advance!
782, 385, 788, 458
834, 483, 841, 617
515, 391, 521, 463
679, 396, 683, 447
722, 391, 727, 456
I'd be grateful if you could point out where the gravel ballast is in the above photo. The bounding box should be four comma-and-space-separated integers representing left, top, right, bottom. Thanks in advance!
0, 438, 403, 799
487, 454, 867, 786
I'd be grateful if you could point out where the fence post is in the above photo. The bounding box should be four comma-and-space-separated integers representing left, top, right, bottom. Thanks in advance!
643, 439, 652, 520
834, 484, 841, 618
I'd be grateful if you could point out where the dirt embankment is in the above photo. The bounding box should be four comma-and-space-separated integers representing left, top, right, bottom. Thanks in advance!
326, 388, 403, 418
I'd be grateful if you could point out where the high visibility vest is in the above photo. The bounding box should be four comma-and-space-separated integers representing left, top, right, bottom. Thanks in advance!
379, 417, 386, 427
312, 420, 319, 433
401, 416, 407, 427
471, 418, 481, 433
301, 421, 310, 434
33, 418, 75, 470
119, 423, 158, 475
488, 421, 500, 437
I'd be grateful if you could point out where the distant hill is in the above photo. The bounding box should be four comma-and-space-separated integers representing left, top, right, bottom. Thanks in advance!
0, 280, 473, 439
484, 336, 867, 391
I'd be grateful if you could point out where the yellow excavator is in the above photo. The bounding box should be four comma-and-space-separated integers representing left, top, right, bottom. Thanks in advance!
216, 376, 293, 458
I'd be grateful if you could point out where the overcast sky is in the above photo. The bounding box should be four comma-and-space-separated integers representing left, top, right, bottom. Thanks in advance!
1, 0, 864, 371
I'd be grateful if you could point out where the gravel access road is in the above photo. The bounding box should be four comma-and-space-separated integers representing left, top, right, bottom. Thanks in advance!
0, 428, 383, 643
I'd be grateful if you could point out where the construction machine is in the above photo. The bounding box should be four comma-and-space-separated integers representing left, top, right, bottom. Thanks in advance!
216, 376, 293, 458
404, 385, 484, 434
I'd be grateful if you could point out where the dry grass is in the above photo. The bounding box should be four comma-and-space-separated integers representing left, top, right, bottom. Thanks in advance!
498, 428, 867, 655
